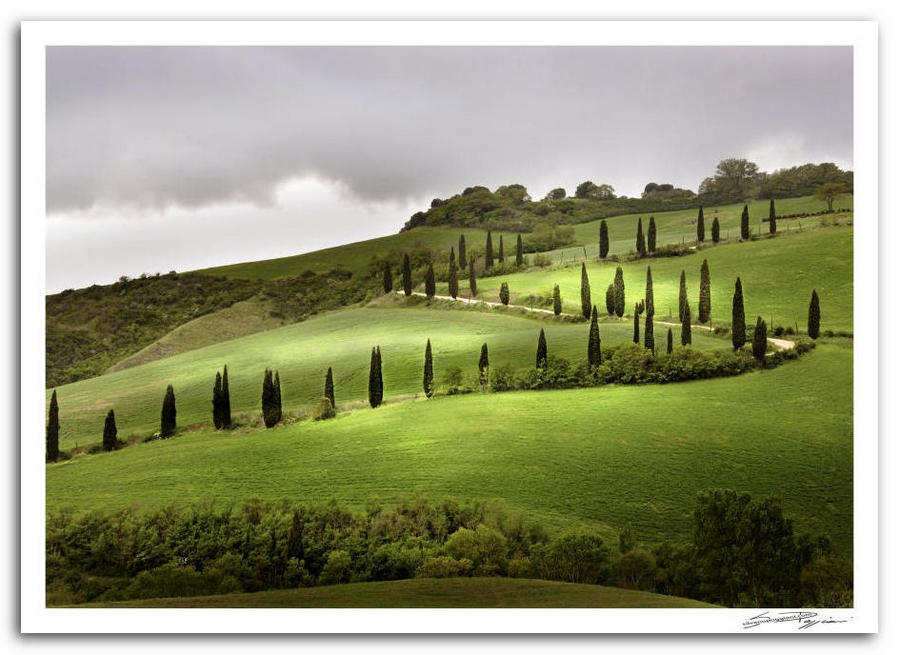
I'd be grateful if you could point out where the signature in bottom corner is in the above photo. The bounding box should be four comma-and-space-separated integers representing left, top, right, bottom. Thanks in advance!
742, 610, 850, 630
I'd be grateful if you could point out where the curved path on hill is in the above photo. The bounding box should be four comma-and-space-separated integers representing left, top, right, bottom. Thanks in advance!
398, 291, 796, 352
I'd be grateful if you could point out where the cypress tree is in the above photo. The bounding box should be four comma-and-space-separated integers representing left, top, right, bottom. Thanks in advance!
588, 305, 601, 368
468, 258, 477, 297
485, 231, 494, 269
499, 282, 510, 306
645, 266, 654, 317
382, 261, 392, 294
423, 339, 434, 398
262, 369, 276, 427
375, 348, 383, 406
613, 267, 625, 318
325, 366, 335, 410
808, 289, 821, 339
402, 253, 412, 296
368, 347, 383, 408
636, 218, 646, 256
740, 204, 750, 240
274, 372, 282, 423
599, 220, 609, 259
712, 216, 720, 243
553, 284, 562, 316
698, 259, 711, 324
536, 328, 548, 369
678, 270, 688, 323
605, 284, 615, 315
160, 384, 176, 438
648, 216, 657, 252
221, 364, 231, 429
515, 234, 524, 267
697, 206, 705, 242
580, 263, 592, 319
424, 263, 436, 299
46, 389, 59, 462
769, 199, 777, 234
633, 304, 641, 344
732, 277, 746, 350
448, 248, 459, 299
667, 327, 673, 354
212, 372, 223, 429
498, 235, 505, 263
644, 311, 654, 352
458, 234, 467, 270
681, 302, 692, 346
478, 343, 489, 391
752, 316, 768, 363
102, 409, 117, 452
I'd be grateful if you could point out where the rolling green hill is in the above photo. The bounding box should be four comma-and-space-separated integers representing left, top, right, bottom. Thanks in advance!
47, 302, 728, 450
46, 343, 853, 556
75, 577, 717, 608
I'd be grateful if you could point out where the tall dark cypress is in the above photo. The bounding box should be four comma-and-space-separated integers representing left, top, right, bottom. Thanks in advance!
666, 327, 673, 354
636, 218, 646, 256
324, 366, 335, 410
448, 248, 459, 299
262, 369, 277, 427
681, 302, 692, 346
648, 217, 657, 252
698, 259, 711, 324
697, 206, 705, 242
221, 365, 231, 429
644, 311, 654, 352
368, 347, 383, 408
423, 339, 434, 398
633, 304, 641, 344
711, 216, 720, 243
485, 231, 494, 269
740, 204, 750, 240
808, 289, 821, 339
402, 253, 412, 296
605, 284, 615, 316
274, 372, 282, 424
46, 390, 59, 462
599, 220, 610, 259
580, 263, 592, 319
515, 234, 524, 267
499, 282, 510, 306
160, 384, 176, 438
102, 409, 117, 452
588, 305, 601, 368
212, 372, 223, 429
613, 266, 625, 318
425, 263, 436, 299
382, 261, 393, 294
536, 328, 548, 369
769, 199, 777, 234
645, 266, 654, 317
468, 258, 477, 297
478, 343, 489, 390
553, 284, 562, 316
458, 234, 467, 270
498, 235, 505, 263
732, 277, 746, 350
678, 270, 688, 323
752, 316, 768, 363
375, 348, 383, 407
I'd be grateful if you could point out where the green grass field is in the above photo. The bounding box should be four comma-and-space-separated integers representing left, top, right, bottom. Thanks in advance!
47, 302, 728, 450
47, 342, 853, 556
463, 224, 853, 332
75, 577, 716, 608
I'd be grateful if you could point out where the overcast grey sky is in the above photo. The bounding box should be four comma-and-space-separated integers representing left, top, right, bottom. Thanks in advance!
45, 46, 852, 292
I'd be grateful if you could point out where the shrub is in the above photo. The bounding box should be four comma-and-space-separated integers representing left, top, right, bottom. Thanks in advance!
417, 556, 473, 579
444, 525, 508, 576
490, 364, 518, 392
442, 366, 465, 395
313, 397, 336, 421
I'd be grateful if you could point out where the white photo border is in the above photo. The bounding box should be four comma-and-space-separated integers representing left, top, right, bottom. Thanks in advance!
20, 19, 879, 634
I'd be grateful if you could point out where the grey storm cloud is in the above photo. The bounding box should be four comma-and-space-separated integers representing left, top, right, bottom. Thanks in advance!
46, 46, 852, 214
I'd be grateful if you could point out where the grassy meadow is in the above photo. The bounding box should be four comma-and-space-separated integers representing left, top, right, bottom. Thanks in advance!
79, 577, 717, 608
46, 342, 853, 556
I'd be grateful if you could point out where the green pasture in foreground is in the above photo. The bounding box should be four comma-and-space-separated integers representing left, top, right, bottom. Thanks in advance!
47, 343, 853, 556
47, 303, 727, 450
76, 577, 716, 608
458, 224, 853, 332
